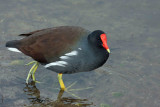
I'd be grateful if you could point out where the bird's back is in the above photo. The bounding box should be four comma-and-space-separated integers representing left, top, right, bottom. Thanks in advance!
6, 26, 90, 63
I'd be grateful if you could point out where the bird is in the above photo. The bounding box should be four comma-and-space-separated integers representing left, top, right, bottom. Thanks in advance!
6, 26, 110, 91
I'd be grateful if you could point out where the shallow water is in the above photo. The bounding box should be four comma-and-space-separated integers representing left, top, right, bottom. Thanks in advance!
0, 0, 160, 107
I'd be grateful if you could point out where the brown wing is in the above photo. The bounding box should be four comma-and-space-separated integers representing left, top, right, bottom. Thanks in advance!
19, 28, 52, 36
17, 26, 89, 63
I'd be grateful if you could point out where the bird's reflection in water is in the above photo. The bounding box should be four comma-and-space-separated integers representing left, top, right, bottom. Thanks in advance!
23, 81, 93, 107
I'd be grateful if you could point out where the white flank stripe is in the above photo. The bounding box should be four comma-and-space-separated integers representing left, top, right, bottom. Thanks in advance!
44, 61, 68, 68
8, 48, 21, 53
65, 50, 78, 56
78, 48, 82, 50
60, 56, 69, 59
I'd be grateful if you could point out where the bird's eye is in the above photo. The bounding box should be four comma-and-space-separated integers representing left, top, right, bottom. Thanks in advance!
98, 37, 101, 40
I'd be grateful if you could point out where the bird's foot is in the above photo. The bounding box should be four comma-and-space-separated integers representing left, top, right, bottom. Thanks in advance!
57, 73, 92, 98
64, 81, 93, 98
25, 61, 40, 84
65, 81, 92, 91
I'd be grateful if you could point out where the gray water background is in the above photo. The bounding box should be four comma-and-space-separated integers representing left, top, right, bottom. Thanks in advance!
0, 0, 160, 107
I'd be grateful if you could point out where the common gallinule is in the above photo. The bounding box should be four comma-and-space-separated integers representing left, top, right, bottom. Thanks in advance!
6, 26, 110, 91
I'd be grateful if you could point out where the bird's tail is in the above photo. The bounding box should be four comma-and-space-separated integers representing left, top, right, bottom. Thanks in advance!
6, 40, 21, 53
6, 40, 19, 48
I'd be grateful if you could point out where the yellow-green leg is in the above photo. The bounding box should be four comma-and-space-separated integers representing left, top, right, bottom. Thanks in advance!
57, 73, 92, 98
58, 73, 66, 90
57, 73, 92, 93
26, 61, 39, 84
32, 62, 39, 82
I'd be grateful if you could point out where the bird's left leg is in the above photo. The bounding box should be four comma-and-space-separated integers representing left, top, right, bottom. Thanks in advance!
26, 61, 39, 84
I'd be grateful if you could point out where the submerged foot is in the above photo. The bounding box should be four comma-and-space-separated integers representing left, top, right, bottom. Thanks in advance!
64, 81, 93, 98
66, 81, 92, 91
57, 73, 92, 98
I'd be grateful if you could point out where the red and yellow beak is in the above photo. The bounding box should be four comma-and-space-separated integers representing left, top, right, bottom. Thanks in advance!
100, 34, 110, 53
